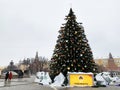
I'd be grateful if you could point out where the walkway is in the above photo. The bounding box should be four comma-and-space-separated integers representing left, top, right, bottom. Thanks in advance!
0, 76, 35, 87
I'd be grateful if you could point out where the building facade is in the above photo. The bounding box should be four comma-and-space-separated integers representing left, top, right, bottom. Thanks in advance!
94, 53, 120, 74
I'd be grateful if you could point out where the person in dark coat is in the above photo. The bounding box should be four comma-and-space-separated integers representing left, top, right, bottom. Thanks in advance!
5, 71, 9, 81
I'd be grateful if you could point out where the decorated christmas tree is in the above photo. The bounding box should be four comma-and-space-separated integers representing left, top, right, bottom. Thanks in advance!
50, 8, 98, 82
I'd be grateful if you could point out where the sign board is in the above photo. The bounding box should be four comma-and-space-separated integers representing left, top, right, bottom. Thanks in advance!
68, 72, 94, 87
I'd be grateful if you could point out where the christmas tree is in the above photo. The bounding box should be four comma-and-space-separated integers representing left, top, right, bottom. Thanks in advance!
50, 8, 98, 80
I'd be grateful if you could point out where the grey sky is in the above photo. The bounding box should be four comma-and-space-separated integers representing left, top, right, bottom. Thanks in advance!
0, 0, 120, 66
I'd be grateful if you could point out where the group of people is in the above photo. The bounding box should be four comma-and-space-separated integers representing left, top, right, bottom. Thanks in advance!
5, 71, 13, 81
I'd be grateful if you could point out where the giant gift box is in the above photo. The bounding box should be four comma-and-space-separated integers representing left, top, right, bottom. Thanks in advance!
68, 72, 94, 87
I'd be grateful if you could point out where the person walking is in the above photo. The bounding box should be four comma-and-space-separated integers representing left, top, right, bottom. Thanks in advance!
5, 71, 9, 81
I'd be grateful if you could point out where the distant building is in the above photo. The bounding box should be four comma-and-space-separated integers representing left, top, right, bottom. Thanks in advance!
106, 53, 119, 71
0, 66, 4, 75
95, 53, 120, 73
19, 64, 29, 72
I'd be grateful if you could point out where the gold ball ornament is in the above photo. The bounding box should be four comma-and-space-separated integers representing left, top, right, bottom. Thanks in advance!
75, 31, 77, 34
93, 68, 96, 71
82, 67, 84, 70
71, 64, 73, 66
67, 67, 70, 70
73, 59, 76, 63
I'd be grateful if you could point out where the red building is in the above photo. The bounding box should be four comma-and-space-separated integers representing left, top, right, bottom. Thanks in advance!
106, 53, 119, 71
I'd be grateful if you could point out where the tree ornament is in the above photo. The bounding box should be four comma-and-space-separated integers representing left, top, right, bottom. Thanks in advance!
67, 67, 70, 70
67, 60, 69, 62
66, 40, 68, 42
71, 64, 73, 66
74, 68, 76, 70
75, 31, 77, 34
80, 54, 83, 56
79, 40, 81, 42
76, 50, 78, 53
73, 59, 76, 63
63, 64, 66, 67
67, 16, 70, 19
67, 33, 69, 36
78, 64, 80, 67
73, 48, 75, 50
82, 67, 84, 70
93, 68, 96, 71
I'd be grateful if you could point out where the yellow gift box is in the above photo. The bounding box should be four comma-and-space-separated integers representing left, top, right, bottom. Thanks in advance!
68, 72, 94, 87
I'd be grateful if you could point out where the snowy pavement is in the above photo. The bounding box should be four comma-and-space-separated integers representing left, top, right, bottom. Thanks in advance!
0, 76, 55, 90
1, 84, 120, 90
0, 84, 54, 90
0, 75, 120, 90
0, 81, 120, 90
0, 76, 35, 87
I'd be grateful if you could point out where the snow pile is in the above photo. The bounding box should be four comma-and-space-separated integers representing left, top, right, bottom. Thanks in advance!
51, 73, 65, 86
34, 72, 65, 86
34, 72, 43, 83
34, 71, 51, 85
95, 72, 111, 86
95, 72, 120, 86
34, 71, 120, 87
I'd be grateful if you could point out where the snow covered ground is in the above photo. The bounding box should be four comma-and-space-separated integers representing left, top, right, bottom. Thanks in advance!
34, 72, 51, 85
34, 71, 120, 87
95, 72, 120, 86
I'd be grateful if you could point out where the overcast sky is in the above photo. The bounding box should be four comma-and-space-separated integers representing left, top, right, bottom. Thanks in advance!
0, 0, 120, 66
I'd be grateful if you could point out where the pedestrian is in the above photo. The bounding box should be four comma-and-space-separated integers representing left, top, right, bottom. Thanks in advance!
5, 71, 9, 81
8, 71, 13, 80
